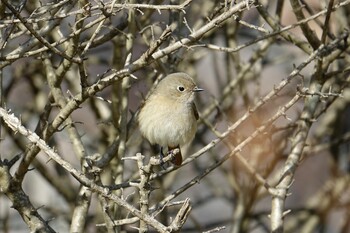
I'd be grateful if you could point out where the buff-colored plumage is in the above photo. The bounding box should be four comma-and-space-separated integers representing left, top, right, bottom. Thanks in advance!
138, 73, 202, 165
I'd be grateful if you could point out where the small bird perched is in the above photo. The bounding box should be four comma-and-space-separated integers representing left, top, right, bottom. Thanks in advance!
138, 72, 203, 166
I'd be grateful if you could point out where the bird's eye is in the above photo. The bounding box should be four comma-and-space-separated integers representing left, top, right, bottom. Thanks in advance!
177, 86, 185, 92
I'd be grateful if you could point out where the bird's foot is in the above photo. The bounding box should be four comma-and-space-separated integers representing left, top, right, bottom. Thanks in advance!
159, 147, 167, 169
168, 146, 182, 166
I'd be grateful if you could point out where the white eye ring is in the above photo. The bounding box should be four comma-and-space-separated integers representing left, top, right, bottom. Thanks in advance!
177, 86, 185, 92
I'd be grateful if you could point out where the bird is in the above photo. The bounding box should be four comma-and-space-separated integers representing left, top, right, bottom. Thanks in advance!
138, 72, 203, 166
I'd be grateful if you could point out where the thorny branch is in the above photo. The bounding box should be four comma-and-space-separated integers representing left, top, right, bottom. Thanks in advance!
1, 0, 350, 232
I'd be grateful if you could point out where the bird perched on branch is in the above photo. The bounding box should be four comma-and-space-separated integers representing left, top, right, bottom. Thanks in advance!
138, 72, 203, 166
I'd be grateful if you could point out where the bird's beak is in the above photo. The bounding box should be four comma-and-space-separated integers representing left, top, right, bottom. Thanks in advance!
193, 86, 204, 92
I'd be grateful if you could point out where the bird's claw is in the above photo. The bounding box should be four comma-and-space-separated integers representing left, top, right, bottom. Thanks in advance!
159, 147, 167, 169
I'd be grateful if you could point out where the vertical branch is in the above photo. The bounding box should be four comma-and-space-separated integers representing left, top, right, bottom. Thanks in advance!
137, 153, 152, 233
110, 0, 135, 182
70, 186, 92, 233
106, 1, 135, 231
56, 0, 86, 79
0, 6, 4, 156
44, 55, 90, 232
270, 87, 319, 232
269, 28, 347, 233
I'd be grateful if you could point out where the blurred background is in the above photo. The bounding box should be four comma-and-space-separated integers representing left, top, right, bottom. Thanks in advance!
1, 0, 350, 232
